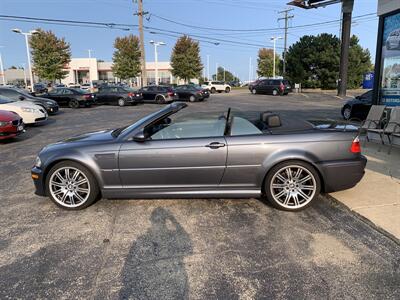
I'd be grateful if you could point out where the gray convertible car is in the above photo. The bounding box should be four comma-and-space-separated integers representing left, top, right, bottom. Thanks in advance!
31, 102, 366, 211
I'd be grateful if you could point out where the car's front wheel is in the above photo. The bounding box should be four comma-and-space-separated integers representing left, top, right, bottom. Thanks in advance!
189, 95, 196, 102
225, 87, 230, 93
155, 95, 165, 104
342, 106, 352, 120
46, 161, 99, 210
264, 160, 321, 211
251, 88, 257, 95
272, 89, 279, 96
210, 87, 216, 94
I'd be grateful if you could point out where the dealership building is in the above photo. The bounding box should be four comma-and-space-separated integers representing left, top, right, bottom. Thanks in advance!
60, 58, 179, 86
373, 0, 400, 106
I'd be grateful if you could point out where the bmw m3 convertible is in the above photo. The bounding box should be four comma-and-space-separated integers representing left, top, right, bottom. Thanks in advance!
32, 102, 366, 211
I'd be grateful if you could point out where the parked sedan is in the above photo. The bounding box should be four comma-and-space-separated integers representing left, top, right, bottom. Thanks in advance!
0, 87, 59, 114
341, 90, 372, 120
41, 88, 95, 108
138, 85, 175, 104
31, 102, 366, 211
0, 110, 24, 140
0, 96, 47, 125
95, 86, 143, 106
174, 85, 204, 102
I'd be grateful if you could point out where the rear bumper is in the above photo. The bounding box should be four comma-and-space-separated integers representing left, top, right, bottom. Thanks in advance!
318, 156, 367, 193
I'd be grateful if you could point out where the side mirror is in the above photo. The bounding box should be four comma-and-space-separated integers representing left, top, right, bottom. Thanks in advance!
132, 130, 147, 142
19, 95, 25, 100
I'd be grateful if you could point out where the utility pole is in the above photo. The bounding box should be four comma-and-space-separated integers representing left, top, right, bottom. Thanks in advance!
338, 0, 354, 97
248, 57, 252, 83
207, 55, 210, 81
270, 36, 282, 78
87, 49, 93, 89
278, 8, 294, 76
215, 63, 218, 80
134, 0, 148, 87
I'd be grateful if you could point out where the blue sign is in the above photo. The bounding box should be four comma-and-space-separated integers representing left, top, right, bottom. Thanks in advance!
363, 72, 374, 89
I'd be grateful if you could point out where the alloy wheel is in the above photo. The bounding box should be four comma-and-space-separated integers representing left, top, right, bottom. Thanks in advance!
118, 98, 125, 107
189, 95, 196, 102
49, 167, 91, 208
252, 89, 257, 95
343, 107, 352, 120
270, 165, 317, 209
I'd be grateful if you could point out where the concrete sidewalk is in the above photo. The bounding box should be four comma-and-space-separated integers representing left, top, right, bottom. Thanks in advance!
330, 142, 400, 240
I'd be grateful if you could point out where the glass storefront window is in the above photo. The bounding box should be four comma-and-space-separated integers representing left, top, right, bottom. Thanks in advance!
380, 11, 400, 106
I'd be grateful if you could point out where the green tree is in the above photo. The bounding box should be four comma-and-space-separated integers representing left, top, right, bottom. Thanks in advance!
29, 29, 71, 81
286, 33, 372, 89
171, 35, 203, 83
257, 48, 281, 78
348, 35, 373, 89
212, 66, 239, 82
112, 35, 141, 81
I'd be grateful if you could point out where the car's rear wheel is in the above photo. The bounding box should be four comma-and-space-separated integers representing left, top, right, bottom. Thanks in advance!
225, 87, 230, 93
251, 88, 257, 95
264, 160, 321, 211
69, 99, 80, 108
272, 89, 278, 96
210, 87, 216, 94
189, 95, 196, 102
118, 98, 126, 107
343, 106, 352, 120
155, 95, 165, 104
46, 161, 99, 210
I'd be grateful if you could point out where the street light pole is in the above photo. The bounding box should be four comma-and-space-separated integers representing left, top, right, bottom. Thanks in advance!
22, 63, 27, 88
207, 54, 210, 81
149, 40, 165, 85
0, 49, 5, 85
12, 29, 38, 91
87, 49, 94, 89
270, 36, 282, 78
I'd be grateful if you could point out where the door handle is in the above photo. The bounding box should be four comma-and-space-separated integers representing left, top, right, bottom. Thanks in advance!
205, 142, 226, 149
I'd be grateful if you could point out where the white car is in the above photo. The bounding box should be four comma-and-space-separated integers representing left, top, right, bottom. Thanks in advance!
80, 83, 91, 90
0, 96, 48, 125
386, 29, 400, 50
201, 81, 231, 93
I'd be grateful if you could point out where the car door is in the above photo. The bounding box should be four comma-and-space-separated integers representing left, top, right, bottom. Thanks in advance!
140, 86, 152, 101
358, 91, 373, 118
96, 88, 109, 104
118, 113, 227, 189
45, 89, 63, 105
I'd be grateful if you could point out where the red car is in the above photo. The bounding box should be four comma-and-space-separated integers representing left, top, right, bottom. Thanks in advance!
0, 110, 25, 140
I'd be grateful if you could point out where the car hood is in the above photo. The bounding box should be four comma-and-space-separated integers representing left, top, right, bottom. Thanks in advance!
30, 96, 58, 105
0, 101, 42, 110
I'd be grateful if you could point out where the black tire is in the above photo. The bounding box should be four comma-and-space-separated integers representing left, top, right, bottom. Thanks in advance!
118, 98, 126, 107
155, 95, 165, 104
210, 87, 216, 94
68, 99, 80, 108
45, 161, 99, 210
342, 106, 352, 120
264, 160, 321, 212
189, 95, 196, 102
225, 87, 230, 93
251, 88, 257, 95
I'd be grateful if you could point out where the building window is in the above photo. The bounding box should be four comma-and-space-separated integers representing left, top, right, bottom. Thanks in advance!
380, 11, 400, 106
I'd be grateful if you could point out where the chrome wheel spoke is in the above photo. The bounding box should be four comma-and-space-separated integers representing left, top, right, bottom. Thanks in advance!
270, 165, 316, 209
49, 167, 91, 208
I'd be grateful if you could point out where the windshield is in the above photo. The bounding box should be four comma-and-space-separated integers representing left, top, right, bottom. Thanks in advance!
15, 88, 32, 97
73, 88, 90, 94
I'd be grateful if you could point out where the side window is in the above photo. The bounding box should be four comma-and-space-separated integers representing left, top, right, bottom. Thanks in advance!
146, 115, 226, 140
230, 117, 262, 136
0, 89, 18, 99
148, 86, 157, 92
141, 87, 149, 92
49, 89, 61, 95
62, 89, 73, 95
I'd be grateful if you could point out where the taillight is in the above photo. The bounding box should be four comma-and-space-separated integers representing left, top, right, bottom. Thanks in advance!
128, 92, 133, 97
83, 94, 91, 100
168, 92, 174, 97
280, 83, 285, 91
350, 136, 361, 153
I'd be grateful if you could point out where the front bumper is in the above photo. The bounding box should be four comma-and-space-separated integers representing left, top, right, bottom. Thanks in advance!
319, 156, 367, 193
46, 105, 59, 115
31, 166, 46, 196
0, 123, 25, 139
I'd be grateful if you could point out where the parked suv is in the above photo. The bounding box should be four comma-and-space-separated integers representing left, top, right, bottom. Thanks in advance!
138, 85, 175, 104
250, 79, 291, 96
202, 81, 231, 93
0, 87, 59, 114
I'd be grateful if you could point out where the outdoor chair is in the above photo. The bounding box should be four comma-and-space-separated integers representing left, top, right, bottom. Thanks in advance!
358, 105, 386, 145
368, 107, 400, 154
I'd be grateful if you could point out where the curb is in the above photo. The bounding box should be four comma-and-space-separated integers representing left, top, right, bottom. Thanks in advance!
321, 193, 400, 246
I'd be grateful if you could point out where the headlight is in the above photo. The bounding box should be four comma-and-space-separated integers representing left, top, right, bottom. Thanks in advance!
0, 121, 10, 127
46, 101, 54, 105
22, 107, 37, 113
34, 156, 42, 168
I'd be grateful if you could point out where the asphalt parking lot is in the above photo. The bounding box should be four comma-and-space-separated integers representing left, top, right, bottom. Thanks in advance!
1, 90, 399, 299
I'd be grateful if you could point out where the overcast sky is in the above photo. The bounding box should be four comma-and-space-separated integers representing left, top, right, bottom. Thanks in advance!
0, 0, 378, 80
